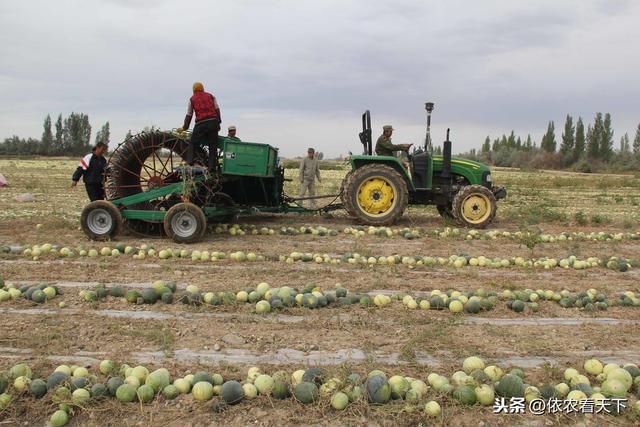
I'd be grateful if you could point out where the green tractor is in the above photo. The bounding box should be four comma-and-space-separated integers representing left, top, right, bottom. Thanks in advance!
79, 103, 505, 243
341, 104, 506, 228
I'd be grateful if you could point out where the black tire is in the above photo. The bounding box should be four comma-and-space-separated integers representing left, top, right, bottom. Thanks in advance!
343, 163, 408, 226
80, 201, 122, 241
339, 169, 353, 207
163, 203, 207, 243
436, 203, 454, 219
452, 185, 497, 229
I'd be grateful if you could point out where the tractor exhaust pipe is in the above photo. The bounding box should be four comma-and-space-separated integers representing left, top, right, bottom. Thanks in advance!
425, 102, 434, 152
442, 128, 452, 178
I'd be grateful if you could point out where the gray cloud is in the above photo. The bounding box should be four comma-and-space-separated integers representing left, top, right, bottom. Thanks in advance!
0, 0, 639, 157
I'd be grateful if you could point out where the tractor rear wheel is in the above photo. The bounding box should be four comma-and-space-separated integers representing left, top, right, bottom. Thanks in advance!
343, 164, 408, 226
80, 200, 122, 241
164, 202, 207, 243
452, 185, 497, 228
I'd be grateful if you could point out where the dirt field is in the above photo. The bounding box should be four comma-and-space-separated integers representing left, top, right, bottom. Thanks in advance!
1, 158, 640, 426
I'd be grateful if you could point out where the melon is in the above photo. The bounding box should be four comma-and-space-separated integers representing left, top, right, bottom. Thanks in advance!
31, 290, 46, 303
584, 359, 603, 375
116, 384, 137, 402
0, 376, 7, 394
448, 300, 463, 313
99, 360, 115, 375
453, 386, 477, 405
50, 409, 69, 427
606, 368, 632, 391
410, 380, 428, 397
291, 370, 305, 386
272, 380, 291, 399
192, 371, 213, 385
192, 381, 214, 401
302, 368, 325, 385
475, 384, 495, 405
603, 363, 620, 375
9, 363, 32, 379
424, 400, 441, 417
601, 378, 627, 398
29, 379, 48, 399
463, 356, 485, 374
366, 375, 391, 404
388, 375, 410, 399
107, 377, 124, 396
539, 384, 556, 400
623, 364, 640, 379
331, 391, 349, 410
146, 369, 171, 393
242, 383, 258, 399
47, 372, 69, 389
348, 385, 364, 402
90, 383, 107, 397
483, 365, 503, 382
495, 374, 525, 398
72, 367, 88, 378
173, 378, 191, 394
219, 380, 244, 405
0, 393, 11, 410
71, 388, 90, 405
566, 389, 587, 401
294, 381, 319, 404
554, 382, 570, 398
136, 384, 155, 403
246, 367, 262, 382
254, 374, 275, 395
162, 384, 180, 400
255, 300, 271, 313
634, 400, 640, 416
124, 376, 140, 388
14, 376, 31, 392
131, 366, 149, 382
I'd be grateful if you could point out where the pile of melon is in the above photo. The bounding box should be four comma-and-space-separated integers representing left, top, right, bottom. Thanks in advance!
502, 288, 640, 313
2, 357, 640, 424
79, 281, 177, 305
0, 280, 59, 305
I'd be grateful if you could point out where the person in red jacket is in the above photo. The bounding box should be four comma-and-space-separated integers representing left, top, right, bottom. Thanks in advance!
179, 82, 221, 171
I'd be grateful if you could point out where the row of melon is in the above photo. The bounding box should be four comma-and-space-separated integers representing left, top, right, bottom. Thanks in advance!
209, 223, 640, 243
0, 281, 59, 304
2, 356, 640, 425
71, 280, 640, 315
10, 242, 634, 272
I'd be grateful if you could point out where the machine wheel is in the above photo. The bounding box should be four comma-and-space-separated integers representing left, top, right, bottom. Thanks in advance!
343, 163, 408, 225
436, 203, 454, 219
452, 185, 497, 228
106, 131, 207, 237
163, 203, 207, 243
80, 200, 122, 241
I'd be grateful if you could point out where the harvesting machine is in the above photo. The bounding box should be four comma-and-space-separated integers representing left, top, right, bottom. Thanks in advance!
80, 103, 506, 243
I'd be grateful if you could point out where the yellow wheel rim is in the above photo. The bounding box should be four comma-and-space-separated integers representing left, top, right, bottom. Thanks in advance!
356, 177, 397, 217
461, 194, 492, 224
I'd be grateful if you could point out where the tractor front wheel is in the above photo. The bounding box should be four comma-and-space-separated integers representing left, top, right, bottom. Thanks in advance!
80, 200, 123, 241
452, 185, 497, 228
343, 164, 408, 226
163, 203, 207, 243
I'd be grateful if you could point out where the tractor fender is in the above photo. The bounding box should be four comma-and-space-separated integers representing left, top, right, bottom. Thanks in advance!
349, 156, 415, 191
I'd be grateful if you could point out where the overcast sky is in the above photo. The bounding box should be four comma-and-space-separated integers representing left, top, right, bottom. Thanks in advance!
1, 0, 639, 157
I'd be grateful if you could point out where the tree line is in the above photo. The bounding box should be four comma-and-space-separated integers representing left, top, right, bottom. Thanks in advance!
462, 113, 640, 172
0, 113, 110, 156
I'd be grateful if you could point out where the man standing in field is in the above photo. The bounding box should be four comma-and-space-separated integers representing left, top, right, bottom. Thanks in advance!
179, 82, 221, 171
299, 147, 321, 209
227, 126, 241, 141
375, 125, 412, 156
71, 142, 108, 201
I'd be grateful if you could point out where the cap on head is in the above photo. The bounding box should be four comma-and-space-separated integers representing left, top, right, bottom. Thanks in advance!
307, 147, 315, 153
192, 82, 204, 92
383, 125, 394, 131
228, 126, 236, 131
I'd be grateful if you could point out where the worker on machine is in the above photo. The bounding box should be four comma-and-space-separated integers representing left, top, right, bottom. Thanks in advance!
178, 82, 221, 171
71, 142, 108, 201
299, 147, 321, 209
375, 125, 412, 170
227, 126, 241, 141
